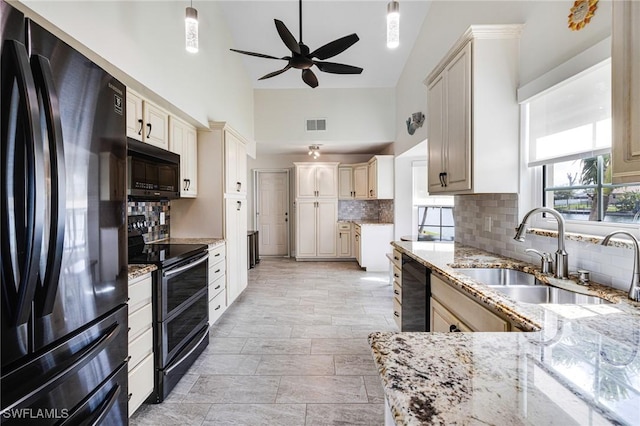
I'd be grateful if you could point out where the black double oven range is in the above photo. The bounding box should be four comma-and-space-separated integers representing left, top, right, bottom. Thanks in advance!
128, 215, 209, 402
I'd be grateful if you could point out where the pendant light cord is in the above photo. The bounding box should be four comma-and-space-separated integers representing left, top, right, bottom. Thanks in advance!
299, 0, 303, 43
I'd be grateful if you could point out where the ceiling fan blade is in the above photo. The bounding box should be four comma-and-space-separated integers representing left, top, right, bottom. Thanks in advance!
259, 65, 292, 80
314, 61, 363, 75
310, 34, 360, 60
302, 69, 318, 88
230, 49, 286, 60
274, 19, 301, 54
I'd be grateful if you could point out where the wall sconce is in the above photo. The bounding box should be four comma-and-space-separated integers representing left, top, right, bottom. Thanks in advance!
386, 1, 399, 49
308, 145, 321, 159
406, 112, 425, 135
185, 1, 199, 53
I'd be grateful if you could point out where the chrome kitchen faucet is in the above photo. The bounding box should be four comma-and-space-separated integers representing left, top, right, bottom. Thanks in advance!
601, 231, 640, 302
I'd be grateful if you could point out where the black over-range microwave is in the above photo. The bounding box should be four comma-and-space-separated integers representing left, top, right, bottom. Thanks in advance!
127, 138, 181, 199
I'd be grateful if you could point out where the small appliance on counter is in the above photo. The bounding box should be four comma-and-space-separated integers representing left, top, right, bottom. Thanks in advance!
127, 215, 209, 403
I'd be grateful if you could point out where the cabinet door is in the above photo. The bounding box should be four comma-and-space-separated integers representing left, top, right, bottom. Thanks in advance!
354, 231, 361, 266
225, 200, 239, 304
235, 140, 247, 195
443, 43, 472, 192
225, 131, 247, 195
338, 166, 354, 199
353, 164, 368, 199
367, 159, 377, 199
316, 164, 338, 198
296, 164, 317, 198
316, 200, 337, 257
143, 102, 169, 150
126, 90, 144, 141
338, 230, 352, 257
237, 199, 248, 293
612, 1, 640, 183
427, 74, 446, 194
295, 200, 317, 257
169, 117, 198, 197
430, 297, 471, 332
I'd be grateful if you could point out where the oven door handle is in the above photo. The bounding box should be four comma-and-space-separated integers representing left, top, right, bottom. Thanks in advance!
163, 253, 209, 278
164, 327, 209, 375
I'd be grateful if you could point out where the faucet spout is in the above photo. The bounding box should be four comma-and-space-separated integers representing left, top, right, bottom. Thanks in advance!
601, 231, 640, 302
514, 207, 568, 279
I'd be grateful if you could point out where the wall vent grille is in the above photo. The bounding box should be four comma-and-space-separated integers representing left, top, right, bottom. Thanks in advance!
306, 118, 327, 132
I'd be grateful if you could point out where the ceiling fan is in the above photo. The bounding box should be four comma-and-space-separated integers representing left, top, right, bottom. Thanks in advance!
230, 0, 363, 88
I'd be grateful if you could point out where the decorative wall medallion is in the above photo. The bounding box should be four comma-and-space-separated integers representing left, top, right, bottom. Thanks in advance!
568, 0, 599, 31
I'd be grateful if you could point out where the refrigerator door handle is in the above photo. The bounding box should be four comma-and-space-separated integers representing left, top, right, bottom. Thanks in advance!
0, 39, 45, 326
3, 321, 122, 413
30, 54, 66, 317
58, 376, 122, 426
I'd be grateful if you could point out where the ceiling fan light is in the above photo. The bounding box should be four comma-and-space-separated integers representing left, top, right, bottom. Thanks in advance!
387, 1, 400, 49
185, 6, 199, 53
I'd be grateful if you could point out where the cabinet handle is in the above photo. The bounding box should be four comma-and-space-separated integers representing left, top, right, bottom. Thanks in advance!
215, 253, 221, 257
146, 122, 152, 138
393, 312, 400, 317
214, 305, 221, 311
394, 290, 399, 295
394, 256, 399, 261
137, 119, 143, 135
394, 273, 400, 278
183, 179, 188, 191
186, 179, 191, 190
214, 284, 221, 290
369, 189, 373, 196
214, 269, 221, 274
237, 201, 242, 211
236, 181, 241, 192
128, 393, 133, 401
449, 324, 461, 332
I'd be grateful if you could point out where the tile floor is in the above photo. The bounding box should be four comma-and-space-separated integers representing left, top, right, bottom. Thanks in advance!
130, 258, 398, 425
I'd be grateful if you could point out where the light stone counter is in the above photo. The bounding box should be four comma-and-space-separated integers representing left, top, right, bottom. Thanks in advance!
370, 241, 640, 426
165, 237, 225, 248
127, 264, 157, 280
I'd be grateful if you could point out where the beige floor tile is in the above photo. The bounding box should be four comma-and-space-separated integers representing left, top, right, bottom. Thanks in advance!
276, 376, 368, 403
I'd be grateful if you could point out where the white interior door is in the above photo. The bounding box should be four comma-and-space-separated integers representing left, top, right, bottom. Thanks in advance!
257, 171, 289, 256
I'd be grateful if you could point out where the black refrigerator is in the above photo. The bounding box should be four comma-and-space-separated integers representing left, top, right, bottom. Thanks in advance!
1, 1, 129, 424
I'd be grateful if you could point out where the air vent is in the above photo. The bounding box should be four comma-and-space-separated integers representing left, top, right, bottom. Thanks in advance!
306, 118, 327, 132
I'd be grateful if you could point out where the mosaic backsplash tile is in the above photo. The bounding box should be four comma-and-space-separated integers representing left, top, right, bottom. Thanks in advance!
128, 200, 170, 242
453, 193, 635, 292
338, 199, 394, 222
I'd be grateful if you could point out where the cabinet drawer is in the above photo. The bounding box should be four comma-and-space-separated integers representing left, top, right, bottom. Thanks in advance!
208, 244, 225, 264
392, 249, 402, 268
128, 353, 154, 417
209, 288, 226, 325
431, 275, 509, 332
393, 297, 402, 330
208, 262, 226, 285
393, 280, 402, 302
208, 275, 225, 299
337, 222, 351, 231
129, 303, 152, 342
128, 274, 152, 314
128, 327, 153, 372
393, 265, 401, 284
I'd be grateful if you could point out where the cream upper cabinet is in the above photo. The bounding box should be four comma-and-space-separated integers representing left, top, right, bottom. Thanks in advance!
169, 116, 198, 198
612, 1, 640, 184
221, 126, 247, 195
126, 89, 144, 141
425, 25, 522, 195
126, 89, 169, 150
295, 163, 339, 198
295, 199, 337, 258
367, 155, 394, 199
338, 166, 355, 199
430, 274, 509, 332
353, 163, 369, 199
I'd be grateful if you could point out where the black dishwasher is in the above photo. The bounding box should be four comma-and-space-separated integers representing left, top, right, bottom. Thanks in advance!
401, 254, 430, 331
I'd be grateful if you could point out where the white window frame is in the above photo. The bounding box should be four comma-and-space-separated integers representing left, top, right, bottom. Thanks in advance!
518, 36, 640, 239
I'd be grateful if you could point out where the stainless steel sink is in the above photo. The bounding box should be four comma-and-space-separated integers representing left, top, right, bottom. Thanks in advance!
455, 268, 543, 286
487, 285, 611, 305
455, 267, 610, 305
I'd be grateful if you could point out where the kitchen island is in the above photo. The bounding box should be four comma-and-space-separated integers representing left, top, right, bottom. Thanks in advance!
371, 241, 640, 426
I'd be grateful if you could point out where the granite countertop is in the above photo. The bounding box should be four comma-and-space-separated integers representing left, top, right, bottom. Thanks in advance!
165, 237, 225, 248
127, 264, 157, 280
370, 241, 640, 426
349, 220, 393, 225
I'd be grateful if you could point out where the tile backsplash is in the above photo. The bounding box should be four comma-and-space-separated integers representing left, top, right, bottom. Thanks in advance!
454, 193, 635, 292
128, 200, 170, 242
339, 200, 394, 223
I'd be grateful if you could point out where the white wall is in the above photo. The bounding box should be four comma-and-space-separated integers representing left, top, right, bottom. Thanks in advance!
18, 0, 255, 141
393, 0, 612, 156
254, 88, 395, 152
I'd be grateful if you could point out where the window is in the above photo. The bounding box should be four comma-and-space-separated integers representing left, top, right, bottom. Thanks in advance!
525, 59, 640, 223
413, 161, 454, 240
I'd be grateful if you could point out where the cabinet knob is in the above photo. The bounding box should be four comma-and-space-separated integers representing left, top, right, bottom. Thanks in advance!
449, 324, 461, 332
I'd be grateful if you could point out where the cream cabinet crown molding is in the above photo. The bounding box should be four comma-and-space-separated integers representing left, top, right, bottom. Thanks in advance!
424, 24, 524, 86
209, 121, 249, 146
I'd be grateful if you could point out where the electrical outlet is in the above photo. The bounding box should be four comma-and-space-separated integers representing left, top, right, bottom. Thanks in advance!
484, 216, 492, 232
160, 212, 166, 225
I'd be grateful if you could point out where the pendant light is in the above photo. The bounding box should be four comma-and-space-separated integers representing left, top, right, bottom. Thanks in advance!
308, 145, 321, 159
185, 1, 199, 53
386, 1, 399, 49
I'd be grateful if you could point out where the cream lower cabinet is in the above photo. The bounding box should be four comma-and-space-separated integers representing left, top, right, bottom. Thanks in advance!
430, 274, 509, 332
356, 224, 393, 271
128, 273, 154, 417
296, 199, 337, 259
391, 249, 402, 330
337, 222, 352, 258
225, 197, 248, 304
207, 243, 227, 324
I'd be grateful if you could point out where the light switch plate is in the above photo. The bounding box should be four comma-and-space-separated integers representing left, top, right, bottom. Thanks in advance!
484, 216, 492, 232
160, 212, 166, 225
